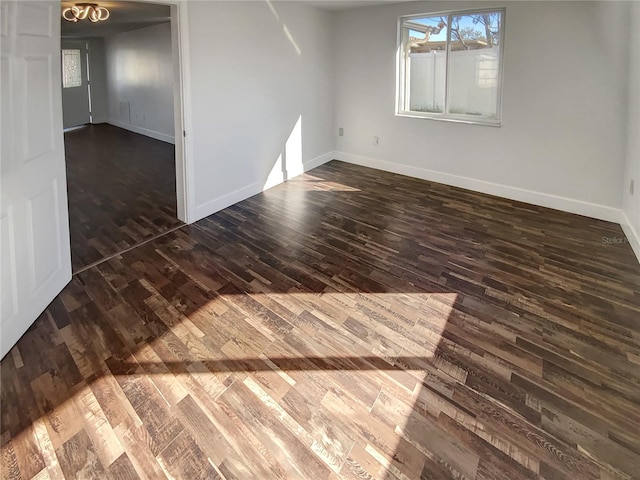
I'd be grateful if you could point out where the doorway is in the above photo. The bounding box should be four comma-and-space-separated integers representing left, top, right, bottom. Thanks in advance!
60, 0, 190, 273
0, 0, 192, 357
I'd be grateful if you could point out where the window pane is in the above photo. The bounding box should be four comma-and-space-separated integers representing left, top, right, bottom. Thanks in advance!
404, 16, 447, 113
447, 12, 502, 118
62, 49, 82, 88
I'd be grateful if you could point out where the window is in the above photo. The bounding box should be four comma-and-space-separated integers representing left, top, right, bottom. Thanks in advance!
397, 9, 505, 125
62, 49, 82, 88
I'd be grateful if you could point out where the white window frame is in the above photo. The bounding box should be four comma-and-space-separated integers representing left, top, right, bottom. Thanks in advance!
396, 8, 506, 126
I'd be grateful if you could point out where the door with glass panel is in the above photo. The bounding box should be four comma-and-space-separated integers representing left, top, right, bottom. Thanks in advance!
61, 40, 90, 128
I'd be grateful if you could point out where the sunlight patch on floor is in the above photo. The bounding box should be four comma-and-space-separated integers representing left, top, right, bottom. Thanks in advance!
62, 287, 462, 479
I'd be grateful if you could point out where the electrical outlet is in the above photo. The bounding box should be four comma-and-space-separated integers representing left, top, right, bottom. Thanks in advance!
631, 179, 635, 196
373, 136, 379, 146
338, 127, 344, 136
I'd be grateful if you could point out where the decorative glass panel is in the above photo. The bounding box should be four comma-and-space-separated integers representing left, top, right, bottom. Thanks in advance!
62, 49, 81, 88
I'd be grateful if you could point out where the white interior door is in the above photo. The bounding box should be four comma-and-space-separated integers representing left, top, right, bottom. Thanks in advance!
61, 39, 90, 128
1, 0, 72, 358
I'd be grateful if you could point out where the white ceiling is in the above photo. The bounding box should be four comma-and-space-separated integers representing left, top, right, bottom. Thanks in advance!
60, 0, 409, 38
61, 1, 170, 38
306, 0, 410, 9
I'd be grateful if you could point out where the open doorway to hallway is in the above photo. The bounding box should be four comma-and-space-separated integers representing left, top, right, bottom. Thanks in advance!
61, 1, 184, 273
64, 125, 183, 272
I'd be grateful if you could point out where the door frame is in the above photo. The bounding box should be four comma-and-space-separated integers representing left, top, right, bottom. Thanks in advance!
167, 0, 195, 223
60, 0, 195, 223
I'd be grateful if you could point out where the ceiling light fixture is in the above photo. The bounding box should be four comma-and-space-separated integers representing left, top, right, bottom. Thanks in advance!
62, 3, 110, 23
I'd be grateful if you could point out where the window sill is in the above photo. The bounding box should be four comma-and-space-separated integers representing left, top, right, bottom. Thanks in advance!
396, 111, 501, 127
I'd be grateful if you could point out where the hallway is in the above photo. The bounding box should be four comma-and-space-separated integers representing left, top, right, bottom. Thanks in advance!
65, 124, 183, 272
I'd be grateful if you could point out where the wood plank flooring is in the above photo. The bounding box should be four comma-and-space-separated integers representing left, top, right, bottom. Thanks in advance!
2, 160, 640, 480
65, 124, 183, 273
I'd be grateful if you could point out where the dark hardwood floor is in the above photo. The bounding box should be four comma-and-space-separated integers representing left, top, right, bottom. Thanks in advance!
65, 124, 183, 273
2, 161, 639, 480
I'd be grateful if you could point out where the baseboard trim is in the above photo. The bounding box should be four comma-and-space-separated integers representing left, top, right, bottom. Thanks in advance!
303, 151, 335, 172
193, 181, 263, 223
63, 125, 87, 133
108, 120, 175, 145
333, 152, 621, 223
619, 210, 640, 263
192, 151, 335, 222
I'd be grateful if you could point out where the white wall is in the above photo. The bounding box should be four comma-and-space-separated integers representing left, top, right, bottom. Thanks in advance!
105, 22, 175, 143
185, 1, 334, 220
621, 2, 640, 261
333, 1, 630, 221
